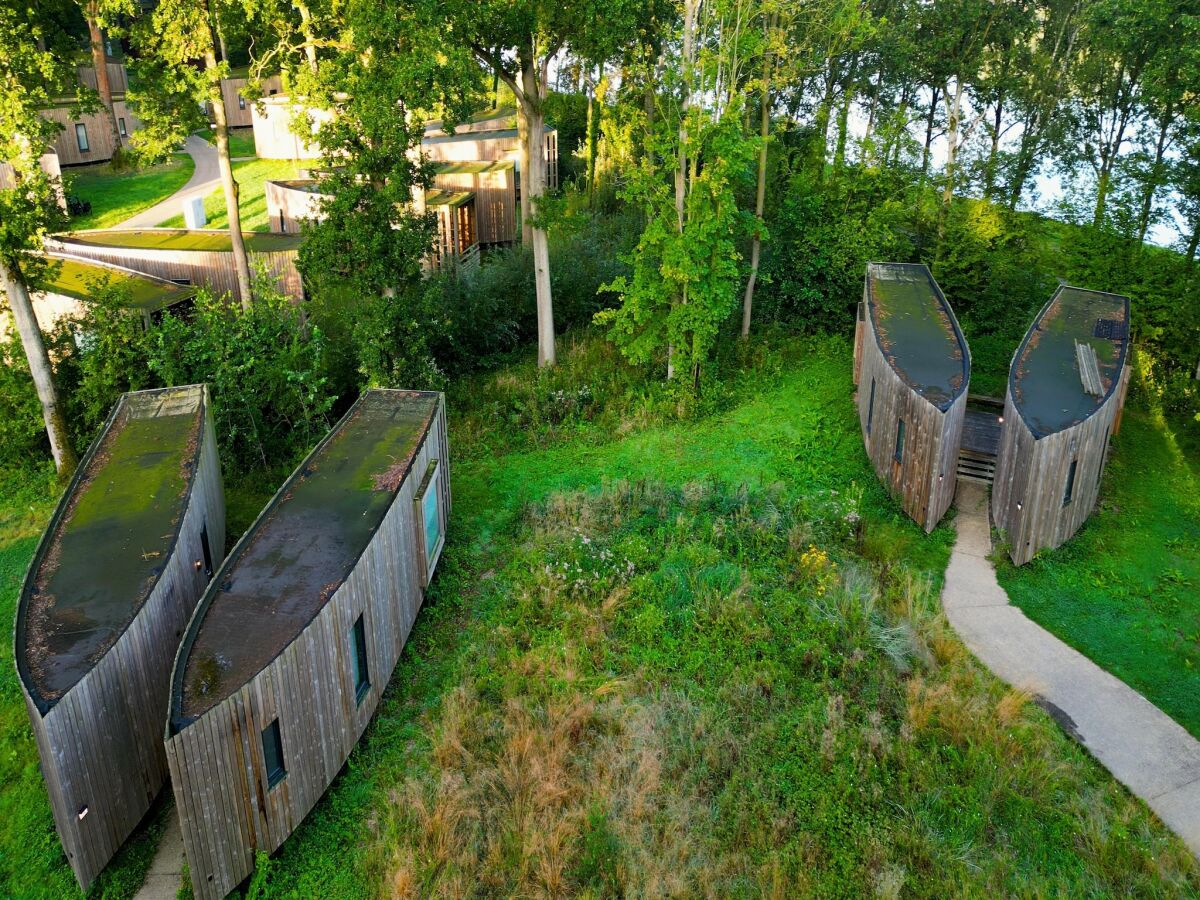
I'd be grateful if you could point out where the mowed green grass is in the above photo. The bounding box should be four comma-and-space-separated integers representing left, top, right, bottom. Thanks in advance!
158, 159, 313, 233
997, 377, 1200, 738
67, 156, 195, 231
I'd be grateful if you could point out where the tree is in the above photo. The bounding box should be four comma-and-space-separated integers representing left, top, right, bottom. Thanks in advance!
0, 0, 80, 475
82, 1, 128, 170
422, 0, 645, 368
125, 0, 255, 307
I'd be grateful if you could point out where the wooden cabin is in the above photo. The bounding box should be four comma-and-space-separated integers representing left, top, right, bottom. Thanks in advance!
432, 160, 516, 245
166, 390, 449, 899
854, 263, 970, 532
216, 72, 285, 129
420, 126, 559, 191
992, 285, 1131, 565
3, 254, 198, 336
15, 385, 224, 890
45, 229, 304, 300
264, 179, 326, 234
250, 95, 331, 160
49, 64, 138, 166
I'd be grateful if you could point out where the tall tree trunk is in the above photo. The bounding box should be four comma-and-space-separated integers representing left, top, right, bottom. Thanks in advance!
832, 54, 859, 172
294, 0, 320, 74
983, 91, 1004, 199
200, 1, 253, 308
742, 15, 775, 340
519, 61, 555, 367
670, 0, 700, 380
920, 86, 940, 181
1186, 221, 1199, 264
936, 81, 965, 256
85, 5, 125, 168
585, 64, 601, 205
516, 103, 533, 245
1136, 111, 1172, 244
811, 66, 836, 180
2, 259, 78, 476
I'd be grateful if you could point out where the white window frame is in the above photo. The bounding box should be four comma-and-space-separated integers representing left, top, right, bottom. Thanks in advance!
413, 459, 445, 586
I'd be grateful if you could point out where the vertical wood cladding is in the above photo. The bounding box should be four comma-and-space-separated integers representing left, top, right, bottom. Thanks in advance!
16, 387, 224, 889
166, 395, 449, 899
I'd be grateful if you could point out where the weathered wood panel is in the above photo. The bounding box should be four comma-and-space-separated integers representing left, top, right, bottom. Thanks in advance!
264, 181, 324, 234
45, 232, 303, 300
166, 393, 449, 900
217, 75, 285, 129
855, 271, 969, 532
16, 386, 225, 889
432, 163, 517, 245
420, 129, 559, 190
41, 101, 140, 167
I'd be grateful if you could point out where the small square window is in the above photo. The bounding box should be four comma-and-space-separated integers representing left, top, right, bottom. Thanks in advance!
262, 719, 285, 788
75, 123, 90, 152
894, 419, 905, 464
350, 614, 370, 703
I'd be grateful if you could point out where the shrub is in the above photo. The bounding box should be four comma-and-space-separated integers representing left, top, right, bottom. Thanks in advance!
0, 337, 46, 466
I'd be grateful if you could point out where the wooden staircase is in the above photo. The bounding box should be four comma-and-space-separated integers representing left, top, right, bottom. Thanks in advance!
957, 449, 996, 486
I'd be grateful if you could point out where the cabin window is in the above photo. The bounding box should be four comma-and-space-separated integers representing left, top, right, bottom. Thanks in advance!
867, 379, 876, 434
350, 614, 370, 703
262, 719, 285, 788
278, 211, 287, 233
1063, 459, 1078, 507
894, 419, 905, 464
75, 123, 90, 153
200, 524, 214, 577
238, 96, 246, 110
414, 459, 445, 583
118, 117, 127, 137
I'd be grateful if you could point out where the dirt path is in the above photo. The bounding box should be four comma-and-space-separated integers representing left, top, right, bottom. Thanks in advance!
133, 808, 184, 900
118, 135, 219, 229
942, 482, 1200, 857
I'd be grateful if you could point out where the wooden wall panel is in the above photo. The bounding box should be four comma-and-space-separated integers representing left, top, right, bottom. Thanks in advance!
20, 387, 224, 889
432, 166, 517, 245
42, 101, 140, 167
218, 76, 285, 129
167, 395, 450, 900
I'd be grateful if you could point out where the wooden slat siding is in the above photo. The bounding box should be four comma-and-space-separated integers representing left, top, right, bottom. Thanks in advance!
265, 181, 325, 235
40, 100, 140, 166
44, 235, 303, 301
992, 367, 1126, 566
76, 63, 130, 94
855, 297, 967, 533
421, 130, 559, 188
20, 387, 224, 889
1112, 360, 1132, 435
432, 166, 517, 245
852, 298, 865, 386
170, 394, 449, 900
218, 76, 285, 128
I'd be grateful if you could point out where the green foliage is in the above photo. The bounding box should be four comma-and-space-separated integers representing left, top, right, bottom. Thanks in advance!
0, 337, 46, 467
599, 105, 755, 383
544, 91, 588, 178
144, 274, 335, 472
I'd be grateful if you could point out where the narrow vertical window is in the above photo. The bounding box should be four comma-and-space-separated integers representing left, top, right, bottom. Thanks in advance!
1063, 459, 1078, 506
350, 614, 370, 702
118, 117, 127, 137
867, 379, 876, 435
414, 459, 445, 584
75, 123, 89, 152
894, 419, 905, 464
262, 719, 285, 788
238, 95, 246, 110
1099, 427, 1111, 482
199, 523, 213, 577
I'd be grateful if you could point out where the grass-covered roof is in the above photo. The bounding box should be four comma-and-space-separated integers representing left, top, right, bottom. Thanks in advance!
36, 255, 197, 312
174, 390, 440, 725
18, 387, 204, 710
425, 189, 475, 208
1011, 286, 1130, 437
58, 229, 303, 253
434, 160, 515, 175
866, 262, 969, 411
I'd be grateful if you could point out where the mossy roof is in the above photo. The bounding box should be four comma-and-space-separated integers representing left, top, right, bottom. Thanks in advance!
174, 390, 440, 725
422, 128, 521, 145
19, 387, 204, 710
270, 178, 327, 193
37, 255, 197, 312
865, 263, 969, 411
434, 160, 515, 175
425, 189, 474, 208
59, 229, 303, 253
1011, 286, 1130, 437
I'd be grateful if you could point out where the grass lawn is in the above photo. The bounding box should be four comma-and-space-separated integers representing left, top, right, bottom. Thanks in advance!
196, 127, 257, 159
997, 368, 1200, 739
2, 332, 1197, 896
66, 157, 195, 231
157, 158, 310, 233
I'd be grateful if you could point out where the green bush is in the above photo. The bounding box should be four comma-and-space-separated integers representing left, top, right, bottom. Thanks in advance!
0, 338, 46, 467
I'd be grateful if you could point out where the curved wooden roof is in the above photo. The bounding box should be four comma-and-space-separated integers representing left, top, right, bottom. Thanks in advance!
1009, 285, 1130, 438
16, 386, 206, 713
55, 229, 302, 253
865, 263, 969, 411
171, 390, 440, 728
37, 253, 198, 312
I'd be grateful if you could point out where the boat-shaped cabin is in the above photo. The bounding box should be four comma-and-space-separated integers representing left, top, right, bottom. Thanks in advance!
992, 285, 1131, 565
854, 262, 970, 531
166, 390, 449, 899
15, 385, 224, 889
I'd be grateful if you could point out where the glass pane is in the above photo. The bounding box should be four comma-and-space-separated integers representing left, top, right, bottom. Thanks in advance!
423, 477, 440, 564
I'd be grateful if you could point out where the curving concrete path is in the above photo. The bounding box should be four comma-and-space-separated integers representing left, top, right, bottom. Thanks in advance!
943, 482, 1200, 857
132, 807, 185, 900
118, 135, 219, 229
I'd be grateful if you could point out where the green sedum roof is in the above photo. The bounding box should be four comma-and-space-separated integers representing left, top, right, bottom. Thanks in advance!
434, 160, 515, 175
36, 255, 197, 312
59, 229, 303, 253
424, 189, 475, 208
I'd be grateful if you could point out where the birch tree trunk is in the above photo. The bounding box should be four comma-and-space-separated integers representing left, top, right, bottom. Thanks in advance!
2, 259, 78, 476
1136, 112, 1172, 244
741, 14, 774, 339
294, 0, 320, 74
519, 61, 555, 367
937, 81, 964, 250
516, 103, 533, 245
920, 86, 940, 181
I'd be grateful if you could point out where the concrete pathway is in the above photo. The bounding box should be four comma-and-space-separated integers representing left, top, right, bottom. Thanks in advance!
119, 135, 219, 229
133, 808, 185, 900
943, 482, 1200, 857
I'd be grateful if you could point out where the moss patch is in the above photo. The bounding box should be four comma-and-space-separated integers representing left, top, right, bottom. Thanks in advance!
35, 257, 196, 312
